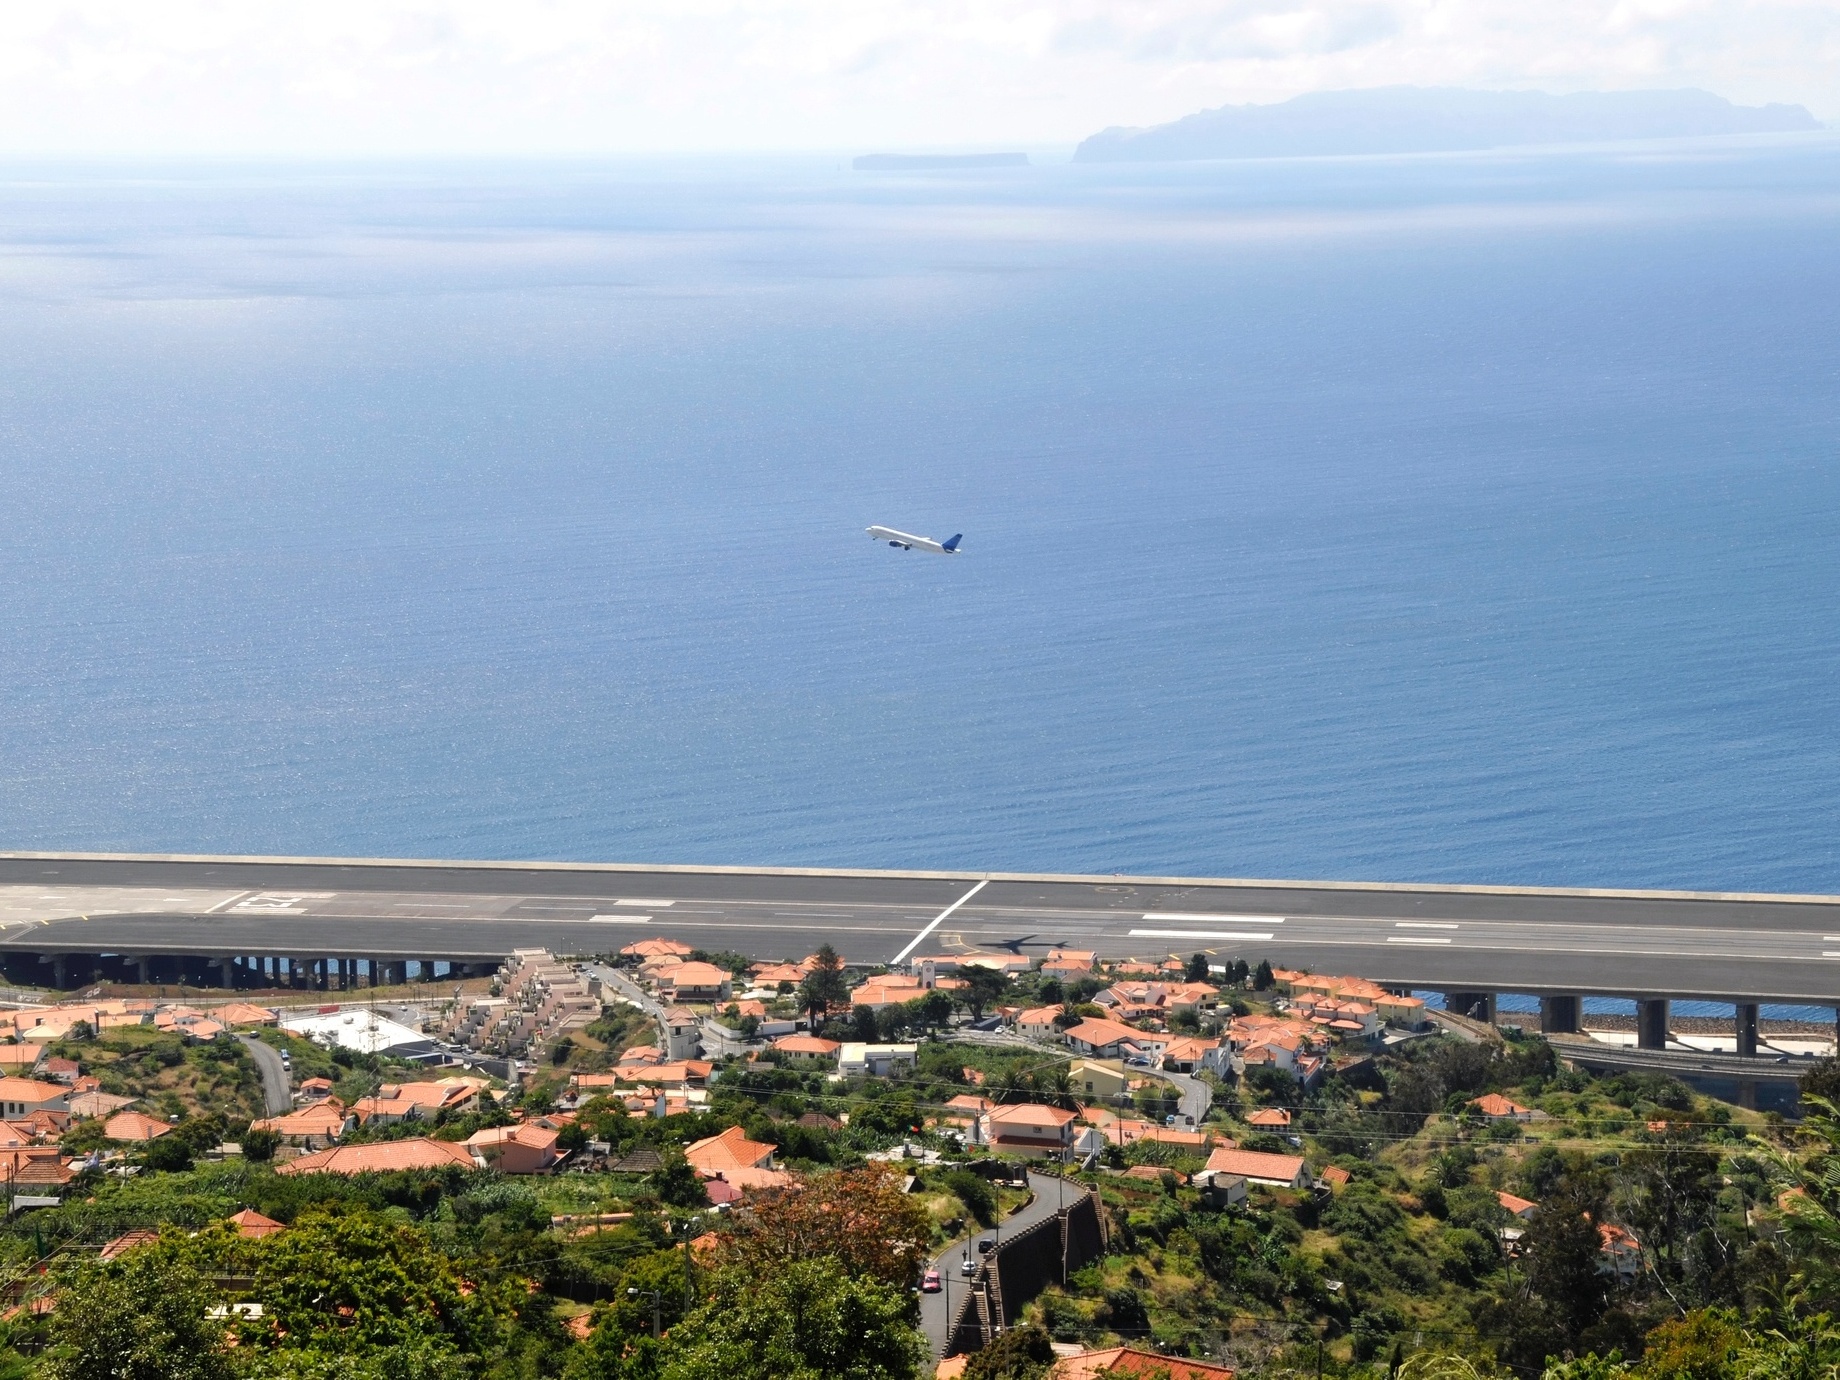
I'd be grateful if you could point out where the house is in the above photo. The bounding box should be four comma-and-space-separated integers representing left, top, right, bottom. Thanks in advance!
1015, 1006, 1064, 1039
772, 1034, 842, 1063
466, 1123, 563, 1174
1376, 992, 1428, 1029
1201, 1147, 1311, 1189
277, 1138, 480, 1176
662, 962, 733, 1004
0, 1078, 69, 1119
1319, 1165, 1352, 1190
213, 1003, 279, 1027
1246, 1108, 1291, 1130
1194, 1171, 1249, 1209
229, 1209, 285, 1238
660, 1007, 703, 1060
1062, 1018, 1158, 1060
1598, 1223, 1643, 1280
375, 1078, 485, 1117
250, 1101, 352, 1149
837, 1043, 918, 1077
1160, 1036, 1223, 1074
41, 1059, 80, 1086
684, 1125, 776, 1176
297, 1077, 335, 1101
979, 1103, 1078, 1158
349, 1094, 422, 1127
1051, 1347, 1236, 1379
1041, 950, 1096, 976
1498, 1191, 1538, 1220
103, 1111, 172, 1142
1067, 1059, 1130, 1101
100, 1229, 162, 1261
1469, 1093, 1534, 1122
622, 938, 694, 960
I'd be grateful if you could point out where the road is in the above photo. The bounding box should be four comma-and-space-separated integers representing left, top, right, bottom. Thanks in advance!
238, 1035, 291, 1116
919, 1170, 1075, 1360
0, 853, 1835, 1005
1161, 1069, 1213, 1123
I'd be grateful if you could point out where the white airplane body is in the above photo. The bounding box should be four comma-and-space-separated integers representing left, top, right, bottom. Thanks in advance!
867, 525, 962, 554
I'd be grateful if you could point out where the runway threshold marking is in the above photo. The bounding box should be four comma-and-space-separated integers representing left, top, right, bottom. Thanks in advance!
1130, 929, 1275, 941
891, 881, 989, 965
1142, 912, 1284, 924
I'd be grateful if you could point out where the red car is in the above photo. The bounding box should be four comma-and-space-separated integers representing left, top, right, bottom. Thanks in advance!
921, 1269, 942, 1293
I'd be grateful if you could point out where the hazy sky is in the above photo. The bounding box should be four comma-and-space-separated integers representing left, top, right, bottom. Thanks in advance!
3, 1, 1835, 157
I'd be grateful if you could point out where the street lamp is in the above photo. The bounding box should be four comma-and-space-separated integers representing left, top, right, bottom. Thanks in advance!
627, 1287, 662, 1340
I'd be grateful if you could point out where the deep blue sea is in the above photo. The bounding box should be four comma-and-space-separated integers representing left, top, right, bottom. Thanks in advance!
4, 137, 1840, 903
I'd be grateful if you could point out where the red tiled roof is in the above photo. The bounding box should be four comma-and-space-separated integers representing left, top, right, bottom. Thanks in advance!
229, 1209, 285, 1237
277, 1138, 479, 1176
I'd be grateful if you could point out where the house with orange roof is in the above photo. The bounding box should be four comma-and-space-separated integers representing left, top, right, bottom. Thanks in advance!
466, 1122, 563, 1174
1498, 1191, 1538, 1220
661, 962, 732, 1004
349, 1094, 422, 1127
99, 1229, 162, 1262
251, 1101, 351, 1149
1319, 1165, 1352, 1189
1161, 1035, 1225, 1075
41, 1058, 80, 1086
229, 1209, 285, 1238
683, 1125, 776, 1176
1062, 1018, 1160, 1060
277, 1138, 480, 1176
1014, 1005, 1064, 1039
1246, 1108, 1292, 1129
978, 1103, 1078, 1157
104, 1110, 171, 1142
375, 1078, 486, 1116
772, 1034, 841, 1063
622, 938, 694, 959
1201, 1147, 1311, 1189
1052, 1346, 1235, 1379
1469, 1093, 1534, 1122
1041, 949, 1096, 976
621, 1060, 712, 1089
212, 1003, 278, 1027
1599, 1223, 1642, 1279
0, 1078, 69, 1119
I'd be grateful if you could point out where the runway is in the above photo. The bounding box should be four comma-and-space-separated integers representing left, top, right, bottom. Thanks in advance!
0, 853, 1837, 1005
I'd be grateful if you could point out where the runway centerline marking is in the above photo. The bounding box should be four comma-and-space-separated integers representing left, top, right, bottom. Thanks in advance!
1387, 936, 1453, 945
617, 899, 675, 907
1142, 912, 1284, 924
1129, 929, 1275, 941
891, 881, 989, 965
590, 916, 651, 924
1396, 922, 1459, 929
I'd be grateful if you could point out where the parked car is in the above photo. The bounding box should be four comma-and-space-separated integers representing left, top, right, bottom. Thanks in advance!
961, 1255, 977, 1276
977, 1238, 994, 1255
921, 1269, 941, 1293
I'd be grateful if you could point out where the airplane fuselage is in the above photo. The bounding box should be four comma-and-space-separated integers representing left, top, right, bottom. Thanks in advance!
867, 525, 961, 554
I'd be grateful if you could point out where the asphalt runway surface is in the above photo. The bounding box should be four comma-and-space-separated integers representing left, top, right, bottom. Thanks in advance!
0, 854, 1836, 1006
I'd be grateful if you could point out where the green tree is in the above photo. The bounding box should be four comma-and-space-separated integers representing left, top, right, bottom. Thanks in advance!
658, 1259, 925, 1380
1185, 953, 1210, 982
798, 945, 849, 1022
1253, 960, 1274, 991
963, 1322, 1056, 1379
957, 967, 1011, 1021
243, 1126, 282, 1162
652, 1147, 709, 1209
44, 1254, 233, 1380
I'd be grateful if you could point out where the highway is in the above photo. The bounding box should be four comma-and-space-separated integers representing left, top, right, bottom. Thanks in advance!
0, 853, 1835, 1006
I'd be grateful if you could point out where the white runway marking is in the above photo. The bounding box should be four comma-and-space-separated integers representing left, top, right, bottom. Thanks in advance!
1396, 921, 1460, 929
590, 916, 652, 924
1129, 929, 1275, 941
617, 899, 674, 907
1387, 936, 1453, 945
892, 881, 989, 965
1142, 912, 1284, 924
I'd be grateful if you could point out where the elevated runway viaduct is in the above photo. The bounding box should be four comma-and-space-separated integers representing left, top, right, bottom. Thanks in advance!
0, 852, 1834, 1069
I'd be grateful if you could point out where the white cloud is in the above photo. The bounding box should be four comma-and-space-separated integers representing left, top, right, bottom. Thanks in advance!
0, 1, 1832, 156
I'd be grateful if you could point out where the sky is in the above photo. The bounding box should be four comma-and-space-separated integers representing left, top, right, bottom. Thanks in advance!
0, 1, 1836, 157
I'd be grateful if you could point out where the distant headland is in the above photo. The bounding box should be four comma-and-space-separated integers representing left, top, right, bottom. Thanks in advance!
853, 152, 1030, 170
1075, 86, 1822, 163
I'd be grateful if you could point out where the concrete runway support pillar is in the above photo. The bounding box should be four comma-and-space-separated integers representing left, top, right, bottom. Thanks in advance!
51, 955, 68, 989
422, 960, 437, 982
216, 957, 234, 989
1540, 995, 1581, 1034
1737, 1004, 1760, 1058
1445, 992, 1496, 1024
1636, 998, 1670, 1050
135, 956, 151, 985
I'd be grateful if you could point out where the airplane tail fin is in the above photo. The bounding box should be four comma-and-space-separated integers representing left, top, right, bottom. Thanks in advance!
942, 534, 962, 552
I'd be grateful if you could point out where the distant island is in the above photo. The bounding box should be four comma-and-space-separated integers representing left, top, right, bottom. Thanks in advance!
853, 152, 1029, 170
1075, 86, 1822, 163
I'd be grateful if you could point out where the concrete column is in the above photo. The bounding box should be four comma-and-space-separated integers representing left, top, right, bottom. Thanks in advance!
1737, 1003, 1760, 1058
51, 955, 67, 988
1540, 995, 1581, 1034
1636, 998, 1670, 1050
136, 956, 151, 985
216, 957, 235, 990
1445, 991, 1496, 1024
422, 959, 437, 982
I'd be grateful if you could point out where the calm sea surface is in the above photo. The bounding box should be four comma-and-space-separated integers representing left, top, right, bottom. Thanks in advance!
4, 139, 1840, 937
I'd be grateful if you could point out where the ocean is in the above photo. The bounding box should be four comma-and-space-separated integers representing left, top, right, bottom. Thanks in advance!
3, 137, 1840, 931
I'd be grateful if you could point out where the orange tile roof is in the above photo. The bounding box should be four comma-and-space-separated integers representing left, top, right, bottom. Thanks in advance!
1053, 1347, 1235, 1379
229, 1208, 285, 1237
684, 1125, 775, 1175
1246, 1108, 1292, 1128
277, 1137, 479, 1176
104, 1111, 172, 1142
1470, 1093, 1532, 1118
622, 938, 694, 958
1497, 1191, 1538, 1217
0, 1077, 67, 1105
771, 1035, 841, 1056
1202, 1148, 1308, 1185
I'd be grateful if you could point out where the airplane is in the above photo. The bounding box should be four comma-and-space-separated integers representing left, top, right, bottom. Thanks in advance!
867, 525, 962, 554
